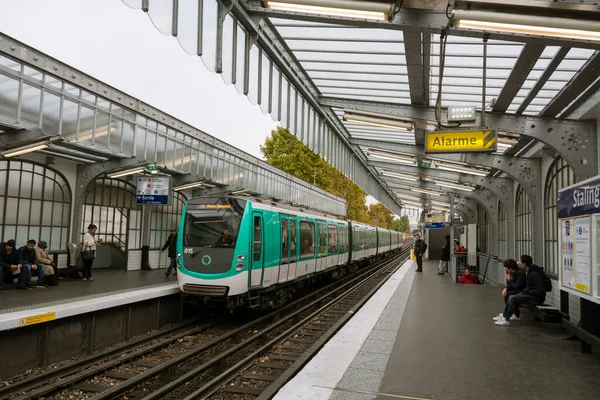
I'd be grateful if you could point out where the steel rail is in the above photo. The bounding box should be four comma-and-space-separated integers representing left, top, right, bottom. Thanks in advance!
191, 247, 412, 400
0, 319, 201, 398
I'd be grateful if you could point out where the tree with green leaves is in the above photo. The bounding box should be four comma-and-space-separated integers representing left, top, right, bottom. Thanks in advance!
366, 202, 394, 229
260, 127, 368, 222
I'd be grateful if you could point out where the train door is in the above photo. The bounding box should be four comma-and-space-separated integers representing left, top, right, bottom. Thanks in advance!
287, 218, 298, 280
249, 212, 264, 288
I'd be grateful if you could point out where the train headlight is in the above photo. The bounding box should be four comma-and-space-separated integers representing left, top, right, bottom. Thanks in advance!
236, 255, 246, 262
235, 263, 245, 271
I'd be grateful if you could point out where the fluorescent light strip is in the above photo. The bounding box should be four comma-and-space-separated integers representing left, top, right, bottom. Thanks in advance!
174, 182, 204, 191
265, 1, 387, 20
431, 201, 451, 207
381, 171, 419, 182
368, 151, 416, 165
107, 168, 145, 179
395, 194, 424, 202
435, 182, 475, 192
411, 187, 442, 196
1, 143, 49, 158
344, 115, 413, 131
454, 10, 600, 42
436, 163, 489, 177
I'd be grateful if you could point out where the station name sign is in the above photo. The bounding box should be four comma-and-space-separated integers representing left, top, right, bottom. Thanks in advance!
425, 129, 497, 153
558, 176, 600, 219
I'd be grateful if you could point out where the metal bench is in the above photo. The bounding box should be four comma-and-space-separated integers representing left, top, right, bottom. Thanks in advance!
562, 319, 600, 354
524, 303, 567, 323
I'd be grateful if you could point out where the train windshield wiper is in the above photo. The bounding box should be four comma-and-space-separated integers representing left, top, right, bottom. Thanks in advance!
190, 245, 214, 257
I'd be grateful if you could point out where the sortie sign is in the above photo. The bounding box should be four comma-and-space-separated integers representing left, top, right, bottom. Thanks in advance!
425, 129, 497, 153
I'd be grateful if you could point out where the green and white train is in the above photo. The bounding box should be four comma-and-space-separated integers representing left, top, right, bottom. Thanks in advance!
176, 196, 403, 309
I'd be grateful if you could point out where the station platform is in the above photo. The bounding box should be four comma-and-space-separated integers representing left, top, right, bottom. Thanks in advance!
273, 260, 600, 400
0, 269, 179, 331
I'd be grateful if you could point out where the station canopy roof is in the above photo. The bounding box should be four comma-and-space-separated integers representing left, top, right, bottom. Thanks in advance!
125, 0, 600, 213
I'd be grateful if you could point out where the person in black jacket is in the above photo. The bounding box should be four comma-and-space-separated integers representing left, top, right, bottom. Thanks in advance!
19, 239, 46, 288
493, 259, 526, 321
413, 234, 427, 272
495, 255, 546, 326
161, 228, 178, 277
438, 235, 451, 275
0, 240, 31, 291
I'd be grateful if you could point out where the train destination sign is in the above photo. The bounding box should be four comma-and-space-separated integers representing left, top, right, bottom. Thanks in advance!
425, 129, 497, 153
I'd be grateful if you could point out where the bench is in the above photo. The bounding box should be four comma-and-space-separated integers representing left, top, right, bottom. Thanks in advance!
523, 303, 568, 323
562, 319, 600, 354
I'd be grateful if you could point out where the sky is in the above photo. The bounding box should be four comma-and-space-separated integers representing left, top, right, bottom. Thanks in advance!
0, 0, 378, 205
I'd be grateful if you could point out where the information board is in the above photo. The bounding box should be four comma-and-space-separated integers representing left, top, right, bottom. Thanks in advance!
574, 217, 591, 294
562, 219, 575, 288
136, 177, 171, 205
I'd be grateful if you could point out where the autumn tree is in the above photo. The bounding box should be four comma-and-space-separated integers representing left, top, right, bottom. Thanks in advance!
260, 127, 367, 222
366, 202, 394, 229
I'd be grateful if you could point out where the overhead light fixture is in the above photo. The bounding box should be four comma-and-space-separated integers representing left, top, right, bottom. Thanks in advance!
174, 182, 204, 191
263, 0, 395, 21
447, 106, 477, 122
367, 149, 416, 165
107, 167, 146, 179
431, 200, 451, 207
231, 189, 253, 195
381, 170, 419, 182
434, 181, 475, 192
401, 200, 424, 207
453, 10, 600, 42
435, 162, 489, 177
1, 141, 49, 158
411, 187, 442, 196
394, 194, 424, 202
344, 110, 414, 131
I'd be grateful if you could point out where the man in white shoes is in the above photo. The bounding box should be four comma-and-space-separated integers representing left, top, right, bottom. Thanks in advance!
493, 259, 526, 322
495, 255, 546, 326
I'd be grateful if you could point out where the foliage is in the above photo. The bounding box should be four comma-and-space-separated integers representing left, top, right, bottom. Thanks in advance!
392, 216, 411, 233
260, 127, 368, 222
366, 202, 394, 229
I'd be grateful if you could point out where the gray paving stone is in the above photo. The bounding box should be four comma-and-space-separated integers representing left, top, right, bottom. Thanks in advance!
330, 390, 376, 400
337, 367, 385, 392
349, 350, 391, 372
373, 319, 401, 331
367, 328, 398, 342
360, 338, 395, 355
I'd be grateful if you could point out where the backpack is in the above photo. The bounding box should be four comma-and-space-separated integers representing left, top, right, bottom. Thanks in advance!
540, 268, 552, 292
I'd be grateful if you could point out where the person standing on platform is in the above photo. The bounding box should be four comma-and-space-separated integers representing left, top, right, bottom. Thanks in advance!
413, 234, 427, 272
82, 224, 102, 282
439, 235, 451, 275
161, 228, 178, 277
495, 255, 546, 326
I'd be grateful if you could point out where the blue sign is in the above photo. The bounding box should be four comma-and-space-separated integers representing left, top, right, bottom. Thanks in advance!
557, 177, 600, 219
136, 177, 171, 205
426, 222, 451, 229
136, 194, 169, 205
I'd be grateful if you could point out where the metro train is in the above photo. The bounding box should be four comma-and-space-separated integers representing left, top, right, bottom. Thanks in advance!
175, 196, 403, 309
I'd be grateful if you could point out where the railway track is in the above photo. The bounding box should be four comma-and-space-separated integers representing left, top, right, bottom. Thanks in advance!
1, 242, 411, 400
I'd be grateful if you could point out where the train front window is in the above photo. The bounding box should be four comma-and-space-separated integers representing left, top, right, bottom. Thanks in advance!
184, 197, 246, 248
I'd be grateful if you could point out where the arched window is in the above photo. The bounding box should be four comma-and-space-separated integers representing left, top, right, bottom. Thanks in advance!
83, 178, 140, 252
0, 160, 72, 251
150, 191, 187, 248
498, 201, 507, 259
544, 157, 575, 277
515, 185, 533, 258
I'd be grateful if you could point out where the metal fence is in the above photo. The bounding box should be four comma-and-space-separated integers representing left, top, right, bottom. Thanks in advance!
451, 252, 505, 286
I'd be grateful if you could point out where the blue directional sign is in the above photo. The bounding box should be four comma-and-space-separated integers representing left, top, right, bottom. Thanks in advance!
136, 177, 171, 205
425, 222, 451, 229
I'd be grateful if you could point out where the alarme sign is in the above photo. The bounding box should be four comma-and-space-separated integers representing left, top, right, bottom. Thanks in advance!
425, 129, 497, 153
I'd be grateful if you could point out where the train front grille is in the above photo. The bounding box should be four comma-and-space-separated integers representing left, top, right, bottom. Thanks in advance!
182, 284, 229, 296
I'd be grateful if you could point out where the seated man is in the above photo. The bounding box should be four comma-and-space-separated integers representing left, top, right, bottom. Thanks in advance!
36, 241, 58, 286
495, 255, 546, 326
216, 230, 235, 247
19, 239, 45, 288
458, 267, 478, 284
493, 259, 526, 321
0, 240, 31, 291
301, 239, 312, 255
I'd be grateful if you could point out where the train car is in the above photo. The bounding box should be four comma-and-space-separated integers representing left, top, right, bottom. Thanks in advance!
176, 196, 399, 309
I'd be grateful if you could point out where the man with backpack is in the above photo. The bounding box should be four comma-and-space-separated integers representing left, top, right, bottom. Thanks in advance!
495, 255, 550, 326
413, 234, 427, 272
